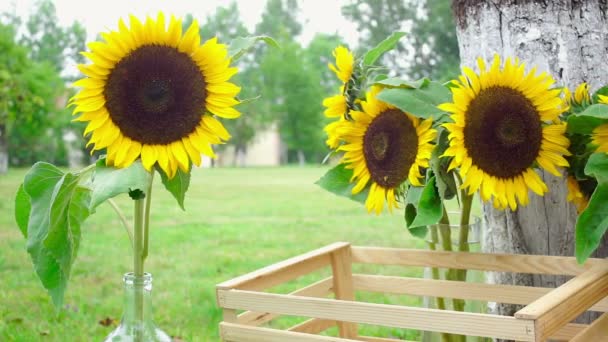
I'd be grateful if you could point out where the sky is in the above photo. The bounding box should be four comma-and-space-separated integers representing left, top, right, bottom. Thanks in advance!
3, 0, 360, 47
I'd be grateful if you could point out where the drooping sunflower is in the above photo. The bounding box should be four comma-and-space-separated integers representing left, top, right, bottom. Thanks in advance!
70, 13, 240, 178
322, 46, 355, 148
328, 46, 354, 84
566, 176, 589, 213
591, 95, 608, 153
563, 82, 590, 107
323, 85, 349, 149
440, 55, 570, 211
339, 86, 436, 214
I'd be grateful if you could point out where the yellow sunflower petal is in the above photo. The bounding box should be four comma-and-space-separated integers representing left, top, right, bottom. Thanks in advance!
140, 144, 158, 171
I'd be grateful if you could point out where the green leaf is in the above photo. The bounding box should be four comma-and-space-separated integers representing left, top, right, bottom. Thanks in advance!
229, 36, 279, 61
373, 77, 429, 89
404, 203, 427, 239
409, 226, 428, 239
89, 160, 151, 210
363, 31, 405, 66
405, 184, 423, 205
372, 74, 389, 83
159, 166, 191, 210
575, 183, 608, 263
567, 104, 608, 134
67, 188, 90, 259
430, 129, 457, 200
592, 85, 608, 103
585, 153, 608, 184
410, 176, 443, 228
315, 164, 368, 204
22, 163, 91, 307
15, 184, 31, 238
376, 81, 451, 119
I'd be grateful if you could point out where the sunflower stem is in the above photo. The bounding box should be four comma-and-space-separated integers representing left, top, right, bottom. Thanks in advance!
437, 207, 464, 342
142, 171, 154, 261
133, 197, 145, 342
427, 226, 446, 311
452, 190, 474, 318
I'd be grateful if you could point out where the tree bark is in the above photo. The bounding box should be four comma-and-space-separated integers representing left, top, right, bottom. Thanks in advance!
452, 0, 608, 322
0, 123, 7, 174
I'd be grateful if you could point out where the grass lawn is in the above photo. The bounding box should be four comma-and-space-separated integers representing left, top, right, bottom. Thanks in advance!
0, 165, 471, 341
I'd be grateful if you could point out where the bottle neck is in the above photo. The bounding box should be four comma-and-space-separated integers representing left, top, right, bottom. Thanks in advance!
121, 272, 154, 325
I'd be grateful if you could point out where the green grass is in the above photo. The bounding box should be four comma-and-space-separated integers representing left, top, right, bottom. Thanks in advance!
1, 166, 439, 341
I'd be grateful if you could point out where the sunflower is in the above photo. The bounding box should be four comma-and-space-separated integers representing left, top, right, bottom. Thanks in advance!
70, 13, 240, 178
323, 85, 349, 148
339, 86, 436, 214
566, 176, 589, 213
591, 95, 608, 153
328, 46, 354, 84
564, 82, 590, 106
439, 55, 570, 211
323, 46, 355, 148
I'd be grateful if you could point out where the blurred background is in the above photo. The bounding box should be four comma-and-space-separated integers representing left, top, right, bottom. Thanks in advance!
0, 0, 460, 171
0, 1, 462, 340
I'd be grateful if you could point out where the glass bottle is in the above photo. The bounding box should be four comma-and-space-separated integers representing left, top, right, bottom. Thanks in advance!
104, 273, 171, 342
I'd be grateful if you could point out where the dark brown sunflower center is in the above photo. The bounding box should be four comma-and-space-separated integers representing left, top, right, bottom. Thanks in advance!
104, 45, 206, 144
463, 86, 542, 179
363, 109, 418, 188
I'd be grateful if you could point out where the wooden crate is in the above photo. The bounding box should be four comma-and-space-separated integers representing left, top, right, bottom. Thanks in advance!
216, 242, 608, 341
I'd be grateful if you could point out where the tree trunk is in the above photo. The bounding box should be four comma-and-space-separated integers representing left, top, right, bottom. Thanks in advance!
233, 144, 248, 167
452, 0, 608, 322
0, 123, 7, 174
297, 149, 306, 166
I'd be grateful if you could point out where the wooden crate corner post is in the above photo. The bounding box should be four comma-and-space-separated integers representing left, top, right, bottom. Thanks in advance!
330, 244, 358, 339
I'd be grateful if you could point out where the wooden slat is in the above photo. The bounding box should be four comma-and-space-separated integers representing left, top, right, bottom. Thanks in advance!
352, 274, 608, 312
217, 242, 349, 294
288, 318, 336, 334
515, 262, 608, 341
223, 309, 238, 323
217, 289, 535, 341
237, 277, 333, 326
330, 247, 358, 338
552, 323, 587, 341
221, 322, 355, 342
352, 246, 602, 276
357, 336, 415, 342
571, 312, 608, 342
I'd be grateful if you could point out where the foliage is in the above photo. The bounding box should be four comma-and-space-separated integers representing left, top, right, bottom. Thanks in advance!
1, 0, 88, 169
254, 0, 329, 164
564, 101, 608, 262
315, 163, 368, 204
342, 0, 460, 80
0, 21, 68, 168
15, 163, 91, 307
19, 0, 87, 77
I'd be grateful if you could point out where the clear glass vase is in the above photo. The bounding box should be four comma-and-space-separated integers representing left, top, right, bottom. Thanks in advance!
422, 214, 489, 342
104, 273, 171, 342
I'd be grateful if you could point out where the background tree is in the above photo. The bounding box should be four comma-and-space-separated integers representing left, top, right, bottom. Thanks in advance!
451, 0, 608, 324
254, 0, 327, 164
0, 22, 29, 173
305, 33, 348, 94
19, 0, 86, 78
199, 2, 270, 166
0, 0, 87, 172
342, 0, 460, 80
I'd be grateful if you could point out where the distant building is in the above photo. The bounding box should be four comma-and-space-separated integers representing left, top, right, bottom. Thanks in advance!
207, 124, 282, 167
